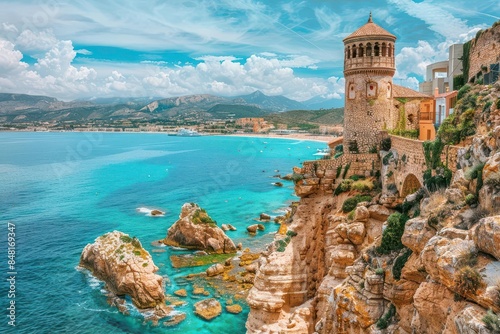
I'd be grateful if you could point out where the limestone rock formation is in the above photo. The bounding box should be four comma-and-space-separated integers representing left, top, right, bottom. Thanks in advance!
194, 298, 222, 320
206, 263, 225, 277
162, 203, 237, 254
471, 215, 500, 260
79, 231, 170, 319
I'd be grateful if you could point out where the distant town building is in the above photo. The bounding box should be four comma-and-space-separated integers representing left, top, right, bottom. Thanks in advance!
235, 118, 272, 133
434, 88, 458, 127
419, 43, 463, 95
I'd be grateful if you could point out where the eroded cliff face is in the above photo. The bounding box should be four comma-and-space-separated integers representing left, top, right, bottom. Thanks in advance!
246, 82, 500, 334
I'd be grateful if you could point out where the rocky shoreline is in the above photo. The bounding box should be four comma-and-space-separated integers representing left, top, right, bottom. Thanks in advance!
78, 202, 269, 327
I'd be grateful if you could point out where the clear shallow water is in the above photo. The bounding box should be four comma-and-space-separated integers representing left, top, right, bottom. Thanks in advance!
0, 132, 325, 334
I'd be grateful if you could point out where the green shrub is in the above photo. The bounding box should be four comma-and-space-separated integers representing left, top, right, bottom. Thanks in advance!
496, 98, 500, 110
120, 235, 132, 243
483, 101, 493, 113
334, 179, 353, 195
381, 137, 392, 151
375, 268, 384, 275
393, 248, 412, 280
387, 170, 393, 178
291, 173, 304, 184
342, 194, 373, 213
369, 145, 378, 153
377, 213, 409, 254
342, 163, 351, 179
455, 265, 482, 294
465, 163, 485, 180
133, 250, 141, 256
483, 309, 500, 333
465, 194, 477, 206
349, 174, 365, 181
342, 197, 359, 213
382, 152, 393, 166
376, 304, 396, 330
335, 144, 343, 153
275, 239, 288, 252
336, 165, 342, 178
347, 210, 355, 220
457, 84, 471, 100
286, 230, 298, 237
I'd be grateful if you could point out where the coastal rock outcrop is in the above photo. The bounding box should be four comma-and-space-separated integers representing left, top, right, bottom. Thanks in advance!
194, 298, 222, 320
161, 203, 237, 254
79, 231, 170, 320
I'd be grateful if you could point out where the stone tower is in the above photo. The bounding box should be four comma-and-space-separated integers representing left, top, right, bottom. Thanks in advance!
343, 13, 396, 153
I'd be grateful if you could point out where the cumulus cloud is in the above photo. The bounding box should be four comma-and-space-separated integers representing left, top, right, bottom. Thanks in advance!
15, 29, 57, 54
0, 35, 344, 101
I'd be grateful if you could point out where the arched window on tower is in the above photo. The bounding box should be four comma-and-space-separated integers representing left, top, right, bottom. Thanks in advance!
388, 44, 393, 58
352, 44, 357, 58
359, 44, 364, 57
381, 43, 387, 57
348, 83, 356, 99
347, 46, 351, 59
374, 43, 380, 56
366, 43, 372, 56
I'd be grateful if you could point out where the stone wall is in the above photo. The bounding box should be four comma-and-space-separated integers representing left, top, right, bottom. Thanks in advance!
468, 23, 500, 81
299, 153, 380, 196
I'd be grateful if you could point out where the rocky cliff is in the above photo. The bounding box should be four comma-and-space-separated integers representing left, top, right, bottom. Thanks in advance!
246, 82, 500, 333
79, 231, 171, 321
161, 203, 237, 254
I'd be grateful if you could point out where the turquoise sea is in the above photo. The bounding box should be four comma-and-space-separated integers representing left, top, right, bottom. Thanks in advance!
0, 132, 326, 334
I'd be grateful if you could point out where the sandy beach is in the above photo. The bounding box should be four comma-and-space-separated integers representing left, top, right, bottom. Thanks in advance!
219, 132, 335, 143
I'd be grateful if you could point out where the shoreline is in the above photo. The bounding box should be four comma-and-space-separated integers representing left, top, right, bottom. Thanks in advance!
1, 129, 334, 143
217, 133, 332, 143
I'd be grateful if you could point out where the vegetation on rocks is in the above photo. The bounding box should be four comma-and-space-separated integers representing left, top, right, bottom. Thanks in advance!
377, 213, 409, 254
341, 194, 372, 213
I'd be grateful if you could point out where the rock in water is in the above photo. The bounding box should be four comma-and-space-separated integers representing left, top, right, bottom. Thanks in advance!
194, 298, 222, 320
79, 231, 170, 319
162, 203, 237, 254
151, 209, 164, 216
226, 304, 243, 314
260, 213, 271, 221
206, 263, 225, 277
247, 224, 266, 233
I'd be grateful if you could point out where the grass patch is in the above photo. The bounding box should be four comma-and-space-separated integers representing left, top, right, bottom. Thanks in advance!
483, 309, 500, 333
120, 235, 132, 243
455, 265, 482, 294
192, 209, 217, 227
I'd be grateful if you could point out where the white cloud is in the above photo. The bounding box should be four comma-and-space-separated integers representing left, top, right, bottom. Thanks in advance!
0, 39, 29, 74
76, 48, 92, 55
0, 35, 344, 101
15, 29, 57, 54
387, 0, 472, 39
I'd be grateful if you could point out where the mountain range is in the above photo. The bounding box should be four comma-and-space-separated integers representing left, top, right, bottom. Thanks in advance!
0, 91, 342, 124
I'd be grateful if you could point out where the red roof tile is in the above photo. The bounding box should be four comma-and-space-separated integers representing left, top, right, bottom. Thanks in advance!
393, 84, 433, 99
344, 14, 396, 41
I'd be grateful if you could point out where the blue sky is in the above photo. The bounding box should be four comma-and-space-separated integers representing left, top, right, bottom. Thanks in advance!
0, 0, 498, 104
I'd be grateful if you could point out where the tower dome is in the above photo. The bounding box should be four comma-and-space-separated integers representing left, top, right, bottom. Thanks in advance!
342, 14, 397, 154
343, 13, 396, 76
